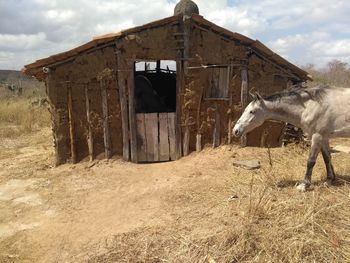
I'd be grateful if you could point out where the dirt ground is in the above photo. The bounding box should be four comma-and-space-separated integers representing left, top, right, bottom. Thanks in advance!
1, 128, 350, 263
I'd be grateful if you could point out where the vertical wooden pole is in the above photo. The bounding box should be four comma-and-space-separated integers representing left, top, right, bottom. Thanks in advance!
176, 52, 183, 159
116, 49, 130, 161
183, 126, 190, 156
196, 85, 204, 152
85, 84, 94, 161
196, 134, 202, 152
67, 83, 77, 163
213, 103, 221, 148
128, 61, 138, 163
100, 80, 112, 159
228, 72, 236, 144
240, 67, 248, 147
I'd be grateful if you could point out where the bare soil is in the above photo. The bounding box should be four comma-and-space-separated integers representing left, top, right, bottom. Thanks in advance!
1, 128, 350, 263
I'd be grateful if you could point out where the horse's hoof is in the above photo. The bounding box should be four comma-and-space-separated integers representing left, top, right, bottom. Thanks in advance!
296, 183, 308, 192
323, 179, 335, 188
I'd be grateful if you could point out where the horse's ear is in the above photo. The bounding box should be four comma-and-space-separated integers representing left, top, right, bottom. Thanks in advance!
249, 89, 257, 100
255, 92, 263, 101
255, 92, 266, 107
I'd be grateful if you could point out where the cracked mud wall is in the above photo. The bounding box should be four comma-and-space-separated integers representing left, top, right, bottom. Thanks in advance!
47, 46, 122, 164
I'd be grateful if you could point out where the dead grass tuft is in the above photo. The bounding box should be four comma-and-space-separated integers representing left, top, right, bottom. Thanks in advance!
0, 97, 50, 138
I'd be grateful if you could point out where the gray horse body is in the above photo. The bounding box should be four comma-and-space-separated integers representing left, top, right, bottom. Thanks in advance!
233, 86, 350, 191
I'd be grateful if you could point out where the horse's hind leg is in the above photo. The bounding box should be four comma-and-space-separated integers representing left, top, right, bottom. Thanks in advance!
297, 133, 323, 191
321, 140, 336, 184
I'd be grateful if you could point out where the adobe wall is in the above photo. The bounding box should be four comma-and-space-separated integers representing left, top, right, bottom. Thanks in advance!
186, 23, 301, 150
47, 46, 122, 165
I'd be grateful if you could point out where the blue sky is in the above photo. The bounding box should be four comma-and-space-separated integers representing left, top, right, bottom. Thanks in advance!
0, 0, 349, 70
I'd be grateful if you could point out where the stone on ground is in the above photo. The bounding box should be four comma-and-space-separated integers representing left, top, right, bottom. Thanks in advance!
232, 159, 261, 170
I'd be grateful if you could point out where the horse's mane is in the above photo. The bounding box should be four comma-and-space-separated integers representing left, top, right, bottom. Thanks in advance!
264, 85, 329, 103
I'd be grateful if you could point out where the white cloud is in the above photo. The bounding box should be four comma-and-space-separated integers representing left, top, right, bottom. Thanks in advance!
0, 32, 48, 51
0, 0, 350, 69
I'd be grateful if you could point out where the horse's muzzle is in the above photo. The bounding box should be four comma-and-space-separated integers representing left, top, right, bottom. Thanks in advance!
233, 127, 242, 138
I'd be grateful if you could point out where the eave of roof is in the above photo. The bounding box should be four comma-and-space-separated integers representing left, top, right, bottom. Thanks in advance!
23, 13, 311, 81
22, 15, 181, 79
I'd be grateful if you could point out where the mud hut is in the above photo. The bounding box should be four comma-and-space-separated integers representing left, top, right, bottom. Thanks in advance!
23, 0, 310, 165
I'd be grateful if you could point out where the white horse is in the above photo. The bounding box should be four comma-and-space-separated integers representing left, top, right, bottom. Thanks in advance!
233, 85, 350, 191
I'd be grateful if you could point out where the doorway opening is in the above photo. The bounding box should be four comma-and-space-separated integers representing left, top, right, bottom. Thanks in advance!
134, 60, 177, 162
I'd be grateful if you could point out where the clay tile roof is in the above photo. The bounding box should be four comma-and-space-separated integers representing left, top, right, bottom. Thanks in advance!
23, 14, 310, 81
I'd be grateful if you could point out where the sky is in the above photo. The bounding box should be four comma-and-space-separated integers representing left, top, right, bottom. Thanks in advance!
0, 0, 350, 70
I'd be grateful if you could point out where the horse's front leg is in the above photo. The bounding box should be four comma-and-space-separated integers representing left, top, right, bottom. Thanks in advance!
321, 140, 336, 185
297, 133, 323, 192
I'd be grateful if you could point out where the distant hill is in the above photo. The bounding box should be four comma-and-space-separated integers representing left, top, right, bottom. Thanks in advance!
0, 70, 32, 83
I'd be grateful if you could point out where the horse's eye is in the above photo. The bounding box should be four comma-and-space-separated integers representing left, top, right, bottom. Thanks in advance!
250, 110, 254, 114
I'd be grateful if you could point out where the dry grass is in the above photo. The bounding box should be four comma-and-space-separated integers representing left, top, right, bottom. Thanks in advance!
0, 97, 50, 138
89, 145, 350, 263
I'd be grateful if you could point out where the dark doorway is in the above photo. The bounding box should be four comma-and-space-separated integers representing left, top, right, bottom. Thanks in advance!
134, 60, 176, 113
134, 60, 177, 162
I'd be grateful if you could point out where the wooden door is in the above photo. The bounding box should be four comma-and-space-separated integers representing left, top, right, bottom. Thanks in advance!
136, 112, 176, 162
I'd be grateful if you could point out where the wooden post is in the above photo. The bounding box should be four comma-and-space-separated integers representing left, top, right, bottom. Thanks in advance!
183, 126, 190, 156
67, 83, 77, 163
196, 85, 204, 152
240, 67, 248, 146
100, 79, 112, 159
176, 51, 183, 159
116, 49, 130, 161
196, 134, 202, 152
213, 103, 221, 148
85, 84, 94, 161
127, 61, 138, 163
228, 73, 236, 144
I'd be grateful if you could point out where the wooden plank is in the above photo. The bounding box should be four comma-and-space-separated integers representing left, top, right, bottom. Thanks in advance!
85, 85, 94, 161
145, 113, 159, 162
128, 61, 138, 163
167, 113, 176, 161
159, 113, 170, 161
136, 113, 147, 162
116, 50, 130, 161
67, 84, 77, 163
213, 103, 221, 148
100, 80, 112, 159
240, 67, 248, 147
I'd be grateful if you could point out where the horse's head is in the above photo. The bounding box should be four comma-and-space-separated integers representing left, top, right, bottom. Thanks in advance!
233, 93, 267, 137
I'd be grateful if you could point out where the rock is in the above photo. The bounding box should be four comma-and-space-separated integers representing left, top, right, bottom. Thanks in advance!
332, 145, 350, 154
232, 159, 261, 170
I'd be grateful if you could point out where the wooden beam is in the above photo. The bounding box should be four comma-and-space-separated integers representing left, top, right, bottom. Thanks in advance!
240, 67, 248, 147
67, 83, 77, 163
127, 61, 138, 163
85, 84, 94, 161
116, 50, 130, 161
100, 80, 112, 159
